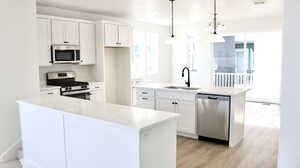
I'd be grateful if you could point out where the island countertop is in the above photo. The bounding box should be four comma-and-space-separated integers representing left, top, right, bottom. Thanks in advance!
17, 95, 179, 130
135, 83, 250, 96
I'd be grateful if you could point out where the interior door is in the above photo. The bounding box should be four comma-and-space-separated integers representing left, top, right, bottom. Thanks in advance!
176, 100, 197, 134
104, 23, 118, 46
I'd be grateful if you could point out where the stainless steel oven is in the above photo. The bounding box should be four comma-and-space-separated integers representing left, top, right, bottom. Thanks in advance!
52, 45, 81, 64
62, 90, 91, 100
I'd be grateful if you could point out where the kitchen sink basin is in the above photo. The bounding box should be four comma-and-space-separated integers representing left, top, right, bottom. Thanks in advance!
164, 86, 200, 91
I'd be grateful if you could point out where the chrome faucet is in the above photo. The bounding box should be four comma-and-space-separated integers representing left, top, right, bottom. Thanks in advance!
182, 67, 191, 87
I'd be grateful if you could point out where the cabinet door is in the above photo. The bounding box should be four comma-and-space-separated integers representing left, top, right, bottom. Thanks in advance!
80, 23, 96, 65
37, 18, 52, 66
104, 23, 118, 46
65, 21, 79, 45
156, 98, 175, 113
176, 100, 196, 134
90, 90, 105, 103
52, 20, 65, 44
118, 25, 130, 47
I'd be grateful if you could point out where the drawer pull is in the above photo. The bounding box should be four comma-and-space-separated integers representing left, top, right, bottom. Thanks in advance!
142, 98, 149, 100
48, 92, 54, 95
141, 92, 148, 94
95, 86, 100, 89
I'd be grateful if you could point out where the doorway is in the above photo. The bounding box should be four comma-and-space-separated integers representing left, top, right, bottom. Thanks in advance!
212, 32, 282, 104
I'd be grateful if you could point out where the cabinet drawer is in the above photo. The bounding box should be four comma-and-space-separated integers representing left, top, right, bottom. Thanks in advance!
156, 90, 196, 102
137, 96, 154, 103
40, 89, 60, 96
136, 88, 155, 97
89, 82, 104, 91
136, 96, 155, 109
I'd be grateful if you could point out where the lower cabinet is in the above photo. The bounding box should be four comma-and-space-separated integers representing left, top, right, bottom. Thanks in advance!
136, 88, 155, 109
40, 88, 60, 96
89, 82, 105, 102
136, 88, 197, 137
156, 98, 196, 135
90, 90, 105, 102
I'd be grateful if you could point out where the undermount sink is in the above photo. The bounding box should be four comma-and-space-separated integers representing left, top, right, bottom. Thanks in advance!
164, 86, 200, 91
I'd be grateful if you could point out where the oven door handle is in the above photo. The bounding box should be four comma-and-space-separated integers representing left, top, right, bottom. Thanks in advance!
62, 90, 90, 96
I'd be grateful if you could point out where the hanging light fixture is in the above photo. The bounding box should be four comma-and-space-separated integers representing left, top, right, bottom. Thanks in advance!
165, 0, 177, 45
208, 0, 225, 43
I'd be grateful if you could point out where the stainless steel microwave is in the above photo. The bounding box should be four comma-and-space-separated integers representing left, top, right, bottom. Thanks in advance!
51, 45, 80, 64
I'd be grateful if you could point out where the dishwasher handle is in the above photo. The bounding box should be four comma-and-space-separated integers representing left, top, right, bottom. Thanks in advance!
207, 96, 218, 100
197, 94, 230, 101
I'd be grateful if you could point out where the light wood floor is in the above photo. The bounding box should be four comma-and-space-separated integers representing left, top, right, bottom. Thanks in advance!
177, 102, 280, 168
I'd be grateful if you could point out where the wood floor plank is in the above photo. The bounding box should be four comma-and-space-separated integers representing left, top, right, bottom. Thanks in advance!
177, 102, 279, 168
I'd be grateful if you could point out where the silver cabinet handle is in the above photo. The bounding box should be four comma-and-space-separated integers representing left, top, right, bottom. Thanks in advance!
141, 92, 148, 94
48, 92, 54, 95
142, 98, 148, 100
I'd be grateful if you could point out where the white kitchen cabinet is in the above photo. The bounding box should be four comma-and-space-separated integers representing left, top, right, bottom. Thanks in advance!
52, 20, 79, 45
37, 18, 52, 66
104, 23, 118, 46
89, 82, 105, 103
156, 98, 175, 113
156, 91, 197, 136
176, 100, 197, 134
136, 88, 155, 109
118, 25, 130, 47
79, 23, 96, 65
104, 23, 131, 47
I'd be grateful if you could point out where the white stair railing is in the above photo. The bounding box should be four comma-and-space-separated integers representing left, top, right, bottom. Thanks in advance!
213, 72, 254, 88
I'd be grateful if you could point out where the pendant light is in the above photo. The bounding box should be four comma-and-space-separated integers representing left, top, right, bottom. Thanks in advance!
208, 0, 225, 43
165, 0, 177, 45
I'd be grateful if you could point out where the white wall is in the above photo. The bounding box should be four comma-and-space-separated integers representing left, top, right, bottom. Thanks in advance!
171, 16, 282, 87
245, 32, 282, 103
278, 0, 300, 167
39, 65, 95, 85
172, 23, 213, 87
0, 0, 39, 160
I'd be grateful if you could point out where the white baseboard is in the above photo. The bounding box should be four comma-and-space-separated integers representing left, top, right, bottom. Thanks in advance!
0, 139, 22, 163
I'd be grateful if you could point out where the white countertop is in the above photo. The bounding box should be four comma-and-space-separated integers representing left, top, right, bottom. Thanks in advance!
135, 83, 250, 96
17, 96, 179, 130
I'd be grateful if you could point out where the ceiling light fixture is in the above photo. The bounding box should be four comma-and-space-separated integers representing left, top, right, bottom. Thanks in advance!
165, 0, 177, 45
208, 0, 225, 43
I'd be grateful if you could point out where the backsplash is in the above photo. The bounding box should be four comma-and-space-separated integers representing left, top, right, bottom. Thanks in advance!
39, 64, 96, 85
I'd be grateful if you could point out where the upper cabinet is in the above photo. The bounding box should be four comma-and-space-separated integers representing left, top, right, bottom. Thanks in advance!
118, 25, 130, 47
104, 23, 131, 47
79, 23, 96, 65
52, 20, 79, 45
37, 18, 52, 67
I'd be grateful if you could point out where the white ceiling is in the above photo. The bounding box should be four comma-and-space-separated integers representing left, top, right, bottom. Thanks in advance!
37, 0, 283, 25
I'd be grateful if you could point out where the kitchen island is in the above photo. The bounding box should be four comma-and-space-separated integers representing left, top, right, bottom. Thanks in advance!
17, 96, 179, 168
135, 83, 249, 147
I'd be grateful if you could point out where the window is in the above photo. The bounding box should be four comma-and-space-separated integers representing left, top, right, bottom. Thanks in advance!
132, 31, 159, 79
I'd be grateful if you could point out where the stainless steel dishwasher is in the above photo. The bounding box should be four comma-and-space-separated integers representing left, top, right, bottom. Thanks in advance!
197, 94, 230, 141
